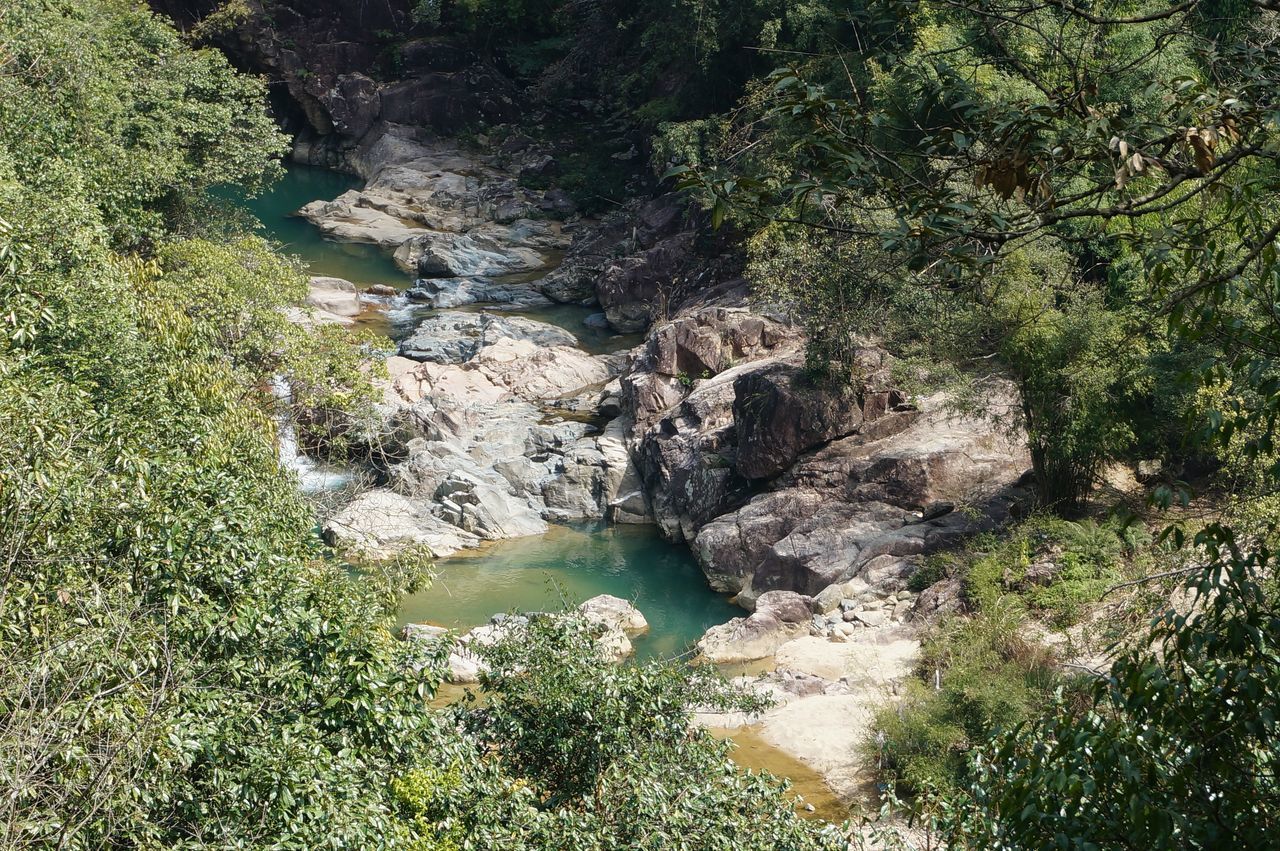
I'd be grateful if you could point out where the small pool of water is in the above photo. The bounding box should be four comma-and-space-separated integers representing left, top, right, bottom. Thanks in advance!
227, 165, 409, 289
708, 727, 849, 822
397, 523, 740, 660
455, 301, 644, 356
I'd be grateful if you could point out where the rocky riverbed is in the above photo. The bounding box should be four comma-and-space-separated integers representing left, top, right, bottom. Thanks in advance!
278, 128, 1033, 815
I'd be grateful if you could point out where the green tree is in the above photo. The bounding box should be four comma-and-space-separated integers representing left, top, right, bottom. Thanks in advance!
938, 532, 1279, 849
680, 0, 1280, 511
0, 0, 287, 248
395, 615, 848, 850
0, 3, 855, 847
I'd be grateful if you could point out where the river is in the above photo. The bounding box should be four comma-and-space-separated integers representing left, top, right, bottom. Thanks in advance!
239, 165, 739, 659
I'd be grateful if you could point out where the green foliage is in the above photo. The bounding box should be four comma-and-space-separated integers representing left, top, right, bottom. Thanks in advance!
907, 553, 959, 593
873, 603, 1064, 797
190, 0, 253, 40
0, 3, 856, 847
517, 137, 634, 215
0, 0, 287, 248
938, 535, 1280, 849
686, 0, 1280, 512
146, 237, 389, 453
652, 0, 1280, 842
961, 516, 1130, 626
0, 3, 426, 846
879, 518, 1158, 799
398, 614, 848, 850
436, 0, 848, 125
0, 181, 438, 848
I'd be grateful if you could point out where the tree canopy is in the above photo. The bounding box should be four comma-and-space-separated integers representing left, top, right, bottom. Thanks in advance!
675, 0, 1280, 513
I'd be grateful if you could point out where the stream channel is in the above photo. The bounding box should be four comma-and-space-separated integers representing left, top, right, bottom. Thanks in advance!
238, 165, 845, 819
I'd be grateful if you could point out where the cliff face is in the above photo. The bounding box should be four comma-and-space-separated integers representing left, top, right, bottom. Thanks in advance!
151, 0, 520, 168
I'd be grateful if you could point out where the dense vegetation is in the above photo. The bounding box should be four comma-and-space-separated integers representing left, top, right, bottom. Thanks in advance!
661, 0, 1280, 844
471, 0, 1280, 841
671, 0, 1280, 512
0, 2, 849, 848
4, 0, 1279, 847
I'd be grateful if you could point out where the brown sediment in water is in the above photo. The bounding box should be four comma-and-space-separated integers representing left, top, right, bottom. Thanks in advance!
709, 726, 849, 822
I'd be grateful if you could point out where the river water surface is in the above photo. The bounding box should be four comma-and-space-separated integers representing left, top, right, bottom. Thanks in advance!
242, 166, 739, 659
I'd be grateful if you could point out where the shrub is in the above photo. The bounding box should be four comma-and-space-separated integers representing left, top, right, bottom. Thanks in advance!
961, 516, 1129, 626
871, 602, 1064, 797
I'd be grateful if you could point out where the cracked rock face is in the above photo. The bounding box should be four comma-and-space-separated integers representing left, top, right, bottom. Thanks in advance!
324, 312, 644, 556
612, 298, 1031, 632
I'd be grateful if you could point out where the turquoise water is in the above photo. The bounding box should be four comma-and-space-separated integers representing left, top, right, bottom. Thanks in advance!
398, 523, 739, 660
233, 167, 647, 348
236, 164, 737, 659
230, 165, 409, 289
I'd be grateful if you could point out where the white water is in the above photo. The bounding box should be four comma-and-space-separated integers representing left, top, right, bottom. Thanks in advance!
270, 374, 355, 494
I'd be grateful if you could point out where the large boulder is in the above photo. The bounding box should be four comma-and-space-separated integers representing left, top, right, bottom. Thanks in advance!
619, 308, 804, 541
392, 221, 563, 276
692, 490, 825, 593
433, 470, 548, 540
576, 595, 649, 662
322, 489, 480, 558
471, 339, 615, 401
296, 135, 568, 282
406, 276, 551, 309
597, 233, 695, 332
353, 310, 642, 558
305, 276, 362, 316
694, 591, 814, 664
733, 364, 876, 480
578, 594, 649, 635
537, 194, 691, 310
398, 312, 578, 364
692, 394, 1031, 601
377, 65, 520, 133
633, 362, 757, 541
323, 73, 381, 140
646, 308, 800, 388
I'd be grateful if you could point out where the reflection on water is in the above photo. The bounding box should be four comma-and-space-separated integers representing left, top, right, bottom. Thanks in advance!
397, 523, 740, 660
